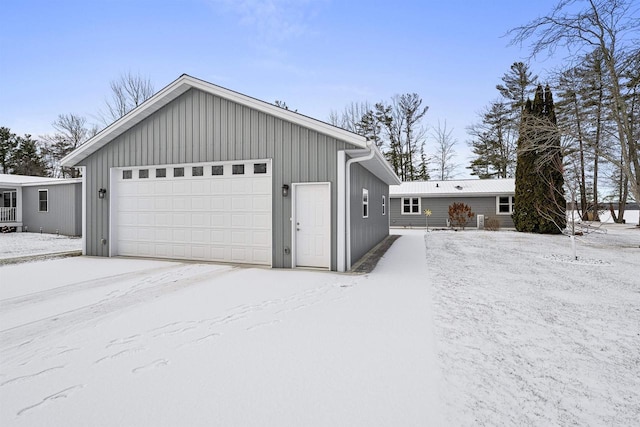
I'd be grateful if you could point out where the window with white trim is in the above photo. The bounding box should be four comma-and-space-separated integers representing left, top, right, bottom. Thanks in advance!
362, 189, 369, 218
38, 190, 48, 212
382, 195, 386, 215
402, 197, 421, 214
497, 196, 515, 214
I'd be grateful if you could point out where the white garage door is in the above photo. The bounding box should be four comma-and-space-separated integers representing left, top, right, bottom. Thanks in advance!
111, 160, 272, 265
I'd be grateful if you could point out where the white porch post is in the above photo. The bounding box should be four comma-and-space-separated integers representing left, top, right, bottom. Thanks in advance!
15, 186, 23, 227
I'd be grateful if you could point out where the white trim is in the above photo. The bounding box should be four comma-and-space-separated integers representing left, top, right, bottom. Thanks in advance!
337, 151, 346, 272
345, 142, 376, 270
108, 168, 117, 257
362, 188, 369, 218
80, 166, 86, 255
38, 189, 48, 212
401, 196, 421, 215
496, 195, 515, 215
291, 182, 331, 269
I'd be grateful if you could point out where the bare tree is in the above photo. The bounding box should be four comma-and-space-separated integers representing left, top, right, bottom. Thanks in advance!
101, 72, 155, 124
509, 0, 640, 223
41, 114, 97, 177
431, 120, 459, 180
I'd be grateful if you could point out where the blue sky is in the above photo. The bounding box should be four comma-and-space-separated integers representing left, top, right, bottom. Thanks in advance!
1, 0, 563, 176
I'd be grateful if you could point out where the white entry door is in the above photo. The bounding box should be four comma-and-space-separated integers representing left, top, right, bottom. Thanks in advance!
294, 183, 330, 268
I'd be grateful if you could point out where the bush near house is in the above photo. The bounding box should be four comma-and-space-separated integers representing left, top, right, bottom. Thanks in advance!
448, 202, 475, 229
485, 217, 501, 231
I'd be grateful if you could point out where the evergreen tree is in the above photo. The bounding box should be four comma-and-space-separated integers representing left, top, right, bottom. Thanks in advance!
514, 85, 566, 234
0, 127, 18, 173
12, 135, 48, 176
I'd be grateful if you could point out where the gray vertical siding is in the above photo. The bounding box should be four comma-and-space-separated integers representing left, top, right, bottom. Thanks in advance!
349, 163, 390, 264
78, 88, 352, 269
22, 183, 82, 236
390, 196, 515, 229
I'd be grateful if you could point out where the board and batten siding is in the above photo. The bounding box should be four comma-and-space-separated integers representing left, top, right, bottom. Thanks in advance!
22, 183, 82, 236
78, 88, 354, 269
349, 163, 389, 264
390, 196, 515, 229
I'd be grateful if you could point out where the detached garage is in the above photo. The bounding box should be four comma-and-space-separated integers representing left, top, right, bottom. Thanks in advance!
61, 74, 399, 272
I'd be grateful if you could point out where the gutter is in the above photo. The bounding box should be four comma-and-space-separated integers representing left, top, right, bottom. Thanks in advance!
344, 140, 375, 271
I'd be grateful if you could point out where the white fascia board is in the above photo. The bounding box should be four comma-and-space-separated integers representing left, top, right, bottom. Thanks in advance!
61, 79, 192, 167
61, 74, 368, 167
390, 192, 514, 198
21, 178, 83, 187
344, 146, 401, 185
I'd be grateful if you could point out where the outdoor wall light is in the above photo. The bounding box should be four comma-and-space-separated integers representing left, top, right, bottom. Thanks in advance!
282, 184, 289, 197
98, 188, 107, 199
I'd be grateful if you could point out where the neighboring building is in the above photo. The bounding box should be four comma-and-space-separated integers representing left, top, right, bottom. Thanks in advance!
0, 174, 82, 236
390, 179, 516, 229
61, 74, 400, 272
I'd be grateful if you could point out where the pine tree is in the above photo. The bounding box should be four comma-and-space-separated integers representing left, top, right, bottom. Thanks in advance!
513, 97, 539, 232
514, 85, 566, 233
12, 135, 48, 176
0, 127, 18, 173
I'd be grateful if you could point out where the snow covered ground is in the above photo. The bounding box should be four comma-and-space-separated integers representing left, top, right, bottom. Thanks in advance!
0, 233, 82, 260
1, 226, 638, 426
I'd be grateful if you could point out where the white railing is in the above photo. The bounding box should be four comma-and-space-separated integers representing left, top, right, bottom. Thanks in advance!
0, 207, 16, 222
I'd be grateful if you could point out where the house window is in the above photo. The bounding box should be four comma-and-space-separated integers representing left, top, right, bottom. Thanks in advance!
254, 163, 267, 174
122, 170, 132, 179
156, 168, 166, 178
232, 164, 245, 175
212, 165, 224, 176
174, 167, 184, 177
382, 195, 386, 216
362, 189, 369, 218
192, 166, 204, 177
38, 190, 48, 212
139, 169, 149, 179
3, 191, 16, 208
497, 196, 515, 214
402, 197, 421, 214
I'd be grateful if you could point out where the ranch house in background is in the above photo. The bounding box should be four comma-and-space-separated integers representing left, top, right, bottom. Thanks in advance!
0, 174, 82, 236
60, 74, 400, 272
389, 179, 516, 229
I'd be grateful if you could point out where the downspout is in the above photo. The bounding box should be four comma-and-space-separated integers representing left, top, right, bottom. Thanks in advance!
345, 140, 375, 271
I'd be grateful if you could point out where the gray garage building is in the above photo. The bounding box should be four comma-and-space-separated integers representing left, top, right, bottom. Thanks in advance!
61, 74, 400, 272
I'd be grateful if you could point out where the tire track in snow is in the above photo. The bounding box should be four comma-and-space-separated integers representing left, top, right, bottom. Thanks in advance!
0, 264, 183, 309
16, 385, 84, 417
0, 265, 237, 362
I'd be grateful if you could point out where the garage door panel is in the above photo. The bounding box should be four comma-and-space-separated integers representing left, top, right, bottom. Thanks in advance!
155, 213, 171, 227
155, 198, 171, 210
137, 197, 154, 210
172, 181, 189, 194
231, 180, 251, 194
252, 179, 270, 193
115, 161, 272, 265
155, 181, 172, 195
137, 182, 154, 194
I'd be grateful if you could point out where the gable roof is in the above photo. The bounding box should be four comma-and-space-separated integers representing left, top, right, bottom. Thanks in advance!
61, 74, 371, 167
390, 179, 515, 197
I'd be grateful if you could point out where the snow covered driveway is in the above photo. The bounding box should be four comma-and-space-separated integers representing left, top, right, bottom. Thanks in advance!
2, 226, 638, 426
0, 234, 441, 426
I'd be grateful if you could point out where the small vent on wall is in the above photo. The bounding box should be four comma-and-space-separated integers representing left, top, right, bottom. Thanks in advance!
455, 185, 463, 190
